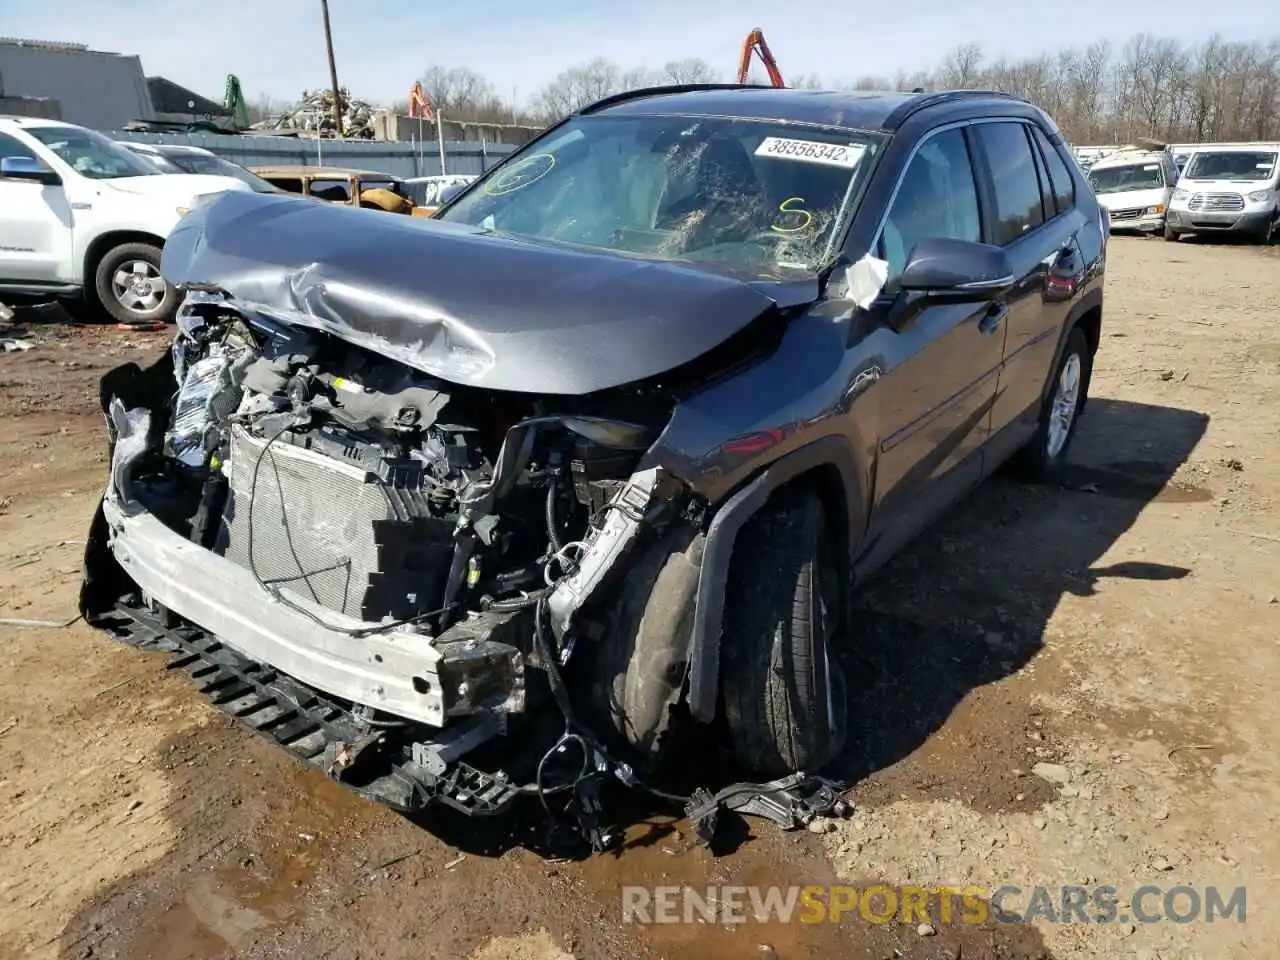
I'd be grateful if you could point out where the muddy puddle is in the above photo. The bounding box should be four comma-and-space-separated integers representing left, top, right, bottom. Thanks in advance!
55, 714, 1054, 960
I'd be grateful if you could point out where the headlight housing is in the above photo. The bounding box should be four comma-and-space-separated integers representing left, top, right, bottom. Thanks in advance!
1247, 189, 1273, 203
1172, 189, 1189, 202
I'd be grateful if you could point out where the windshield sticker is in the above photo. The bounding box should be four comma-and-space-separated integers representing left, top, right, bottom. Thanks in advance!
755, 137, 866, 169
483, 153, 555, 196
1143, 164, 1159, 170
771, 196, 815, 234
1259, 162, 1275, 169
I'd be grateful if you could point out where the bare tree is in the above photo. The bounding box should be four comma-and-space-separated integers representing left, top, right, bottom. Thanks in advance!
662, 58, 719, 84
786, 72, 824, 89
376, 33, 1280, 141
532, 58, 625, 119
417, 66, 497, 114
937, 43, 984, 88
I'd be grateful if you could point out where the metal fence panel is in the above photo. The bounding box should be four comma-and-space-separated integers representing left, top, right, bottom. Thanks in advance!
109, 130, 517, 178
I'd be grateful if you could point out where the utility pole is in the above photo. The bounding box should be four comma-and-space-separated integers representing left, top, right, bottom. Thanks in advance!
320, 0, 344, 137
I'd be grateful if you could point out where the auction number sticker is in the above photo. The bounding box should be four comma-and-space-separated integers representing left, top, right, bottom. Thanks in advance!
755, 137, 866, 169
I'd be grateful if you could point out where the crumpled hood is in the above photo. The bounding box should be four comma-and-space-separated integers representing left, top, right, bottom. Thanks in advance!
161, 190, 818, 395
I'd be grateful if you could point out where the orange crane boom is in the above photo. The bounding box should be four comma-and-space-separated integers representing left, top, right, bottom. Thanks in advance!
736, 28, 784, 88
408, 81, 434, 120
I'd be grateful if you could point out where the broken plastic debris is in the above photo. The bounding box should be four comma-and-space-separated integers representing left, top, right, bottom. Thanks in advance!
842, 254, 889, 309
2, 338, 34, 352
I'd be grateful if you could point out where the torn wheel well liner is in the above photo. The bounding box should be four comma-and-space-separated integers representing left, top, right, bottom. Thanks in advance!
686, 434, 863, 724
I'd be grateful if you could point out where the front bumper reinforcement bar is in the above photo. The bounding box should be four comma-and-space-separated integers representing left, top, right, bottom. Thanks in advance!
99, 597, 522, 817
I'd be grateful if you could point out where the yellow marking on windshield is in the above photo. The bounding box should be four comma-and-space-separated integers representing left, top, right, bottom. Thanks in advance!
771, 196, 814, 234
483, 154, 556, 196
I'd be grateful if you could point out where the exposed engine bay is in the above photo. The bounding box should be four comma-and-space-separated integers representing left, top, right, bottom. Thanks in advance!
169, 303, 653, 628
81, 290, 847, 849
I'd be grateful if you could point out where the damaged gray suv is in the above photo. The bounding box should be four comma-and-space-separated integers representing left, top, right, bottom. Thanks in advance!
81, 85, 1106, 841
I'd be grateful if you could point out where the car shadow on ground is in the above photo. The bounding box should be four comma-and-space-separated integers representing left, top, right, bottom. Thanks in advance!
419, 397, 1209, 857
52, 403, 1208, 960
829, 397, 1209, 808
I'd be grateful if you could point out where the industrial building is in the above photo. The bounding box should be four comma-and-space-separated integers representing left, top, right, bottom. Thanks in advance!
0, 36, 154, 129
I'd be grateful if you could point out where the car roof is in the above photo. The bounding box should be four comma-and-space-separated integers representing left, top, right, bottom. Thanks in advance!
251, 164, 400, 179
0, 115, 78, 130
1090, 149, 1168, 169
1186, 143, 1279, 153
139, 143, 216, 157
577, 85, 1030, 134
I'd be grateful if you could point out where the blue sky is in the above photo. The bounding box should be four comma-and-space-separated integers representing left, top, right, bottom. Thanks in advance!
3, 0, 1277, 107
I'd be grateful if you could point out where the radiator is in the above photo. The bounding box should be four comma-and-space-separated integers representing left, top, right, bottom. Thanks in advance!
222, 424, 454, 622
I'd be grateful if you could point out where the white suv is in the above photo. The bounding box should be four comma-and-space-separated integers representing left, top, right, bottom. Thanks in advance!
0, 116, 252, 324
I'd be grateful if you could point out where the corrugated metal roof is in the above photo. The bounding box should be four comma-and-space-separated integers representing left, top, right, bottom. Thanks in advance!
0, 37, 93, 51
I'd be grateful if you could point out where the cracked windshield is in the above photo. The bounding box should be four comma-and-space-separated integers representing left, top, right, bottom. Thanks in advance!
2, 4, 1279, 960
440, 115, 876, 274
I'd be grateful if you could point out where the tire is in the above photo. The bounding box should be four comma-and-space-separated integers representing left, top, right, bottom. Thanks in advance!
1255, 215, 1277, 246
1163, 224, 1180, 242
93, 242, 178, 326
721, 488, 846, 779
1010, 325, 1092, 483
593, 523, 703, 764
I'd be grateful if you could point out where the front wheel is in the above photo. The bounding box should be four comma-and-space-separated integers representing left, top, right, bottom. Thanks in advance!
1254, 214, 1277, 246
1163, 224, 1180, 242
93, 242, 178, 326
1010, 325, 1092, 483
721, 488, 847, 779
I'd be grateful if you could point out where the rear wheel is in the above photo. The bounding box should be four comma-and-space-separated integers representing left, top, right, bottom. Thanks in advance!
1010, 325, 1092, 483
721, 488, 846, 779
93, 242, 178, 326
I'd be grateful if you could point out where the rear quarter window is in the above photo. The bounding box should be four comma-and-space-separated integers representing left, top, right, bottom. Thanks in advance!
1030, 126, 1076, 215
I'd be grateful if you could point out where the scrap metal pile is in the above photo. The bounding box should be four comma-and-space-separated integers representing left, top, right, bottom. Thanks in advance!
252, 87, 378, 139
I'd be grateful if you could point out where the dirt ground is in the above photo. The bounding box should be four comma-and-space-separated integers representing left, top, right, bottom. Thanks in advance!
1, 237, 1277, 960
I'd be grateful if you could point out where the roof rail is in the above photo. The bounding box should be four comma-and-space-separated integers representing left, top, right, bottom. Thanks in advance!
882, 89, 1026, 130
576, 83, 765, 116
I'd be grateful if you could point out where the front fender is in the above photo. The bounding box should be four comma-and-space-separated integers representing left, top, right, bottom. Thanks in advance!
685, 434, 864, 724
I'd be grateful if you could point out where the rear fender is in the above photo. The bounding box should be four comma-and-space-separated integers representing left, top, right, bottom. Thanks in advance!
1042, 284, 1103, 414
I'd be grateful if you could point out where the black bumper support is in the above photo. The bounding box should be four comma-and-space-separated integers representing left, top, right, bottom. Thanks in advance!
97, 598, 523, 817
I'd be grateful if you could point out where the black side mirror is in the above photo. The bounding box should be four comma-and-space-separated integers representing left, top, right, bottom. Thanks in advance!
899, 237, 1014, 292
889, 237, 1014, 331
0, 156, 61, 186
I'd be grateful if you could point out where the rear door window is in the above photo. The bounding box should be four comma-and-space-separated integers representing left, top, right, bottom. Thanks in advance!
972, 122, 1045, 245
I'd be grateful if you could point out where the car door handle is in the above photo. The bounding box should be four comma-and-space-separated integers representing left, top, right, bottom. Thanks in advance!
979, 303, 1008, 335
